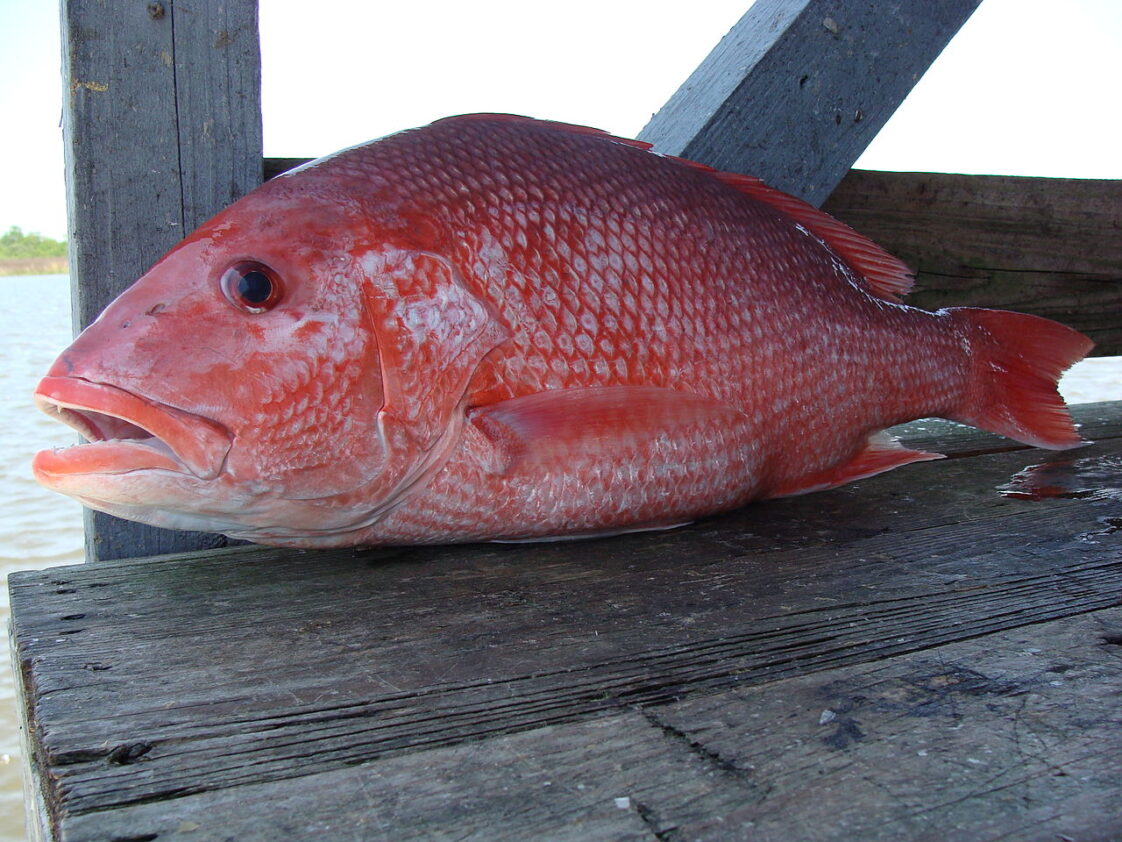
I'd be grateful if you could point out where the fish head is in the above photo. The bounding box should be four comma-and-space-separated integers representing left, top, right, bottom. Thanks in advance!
32, 174, 504, 546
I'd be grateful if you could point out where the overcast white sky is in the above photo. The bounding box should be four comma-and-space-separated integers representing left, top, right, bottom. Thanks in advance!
1, 0, 1119, 241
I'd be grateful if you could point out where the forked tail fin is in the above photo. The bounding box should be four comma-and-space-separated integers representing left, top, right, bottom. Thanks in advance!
947, 307, 1094, 449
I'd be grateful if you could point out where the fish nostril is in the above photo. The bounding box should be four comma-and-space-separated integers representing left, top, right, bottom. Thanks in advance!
145, 302, 167, 316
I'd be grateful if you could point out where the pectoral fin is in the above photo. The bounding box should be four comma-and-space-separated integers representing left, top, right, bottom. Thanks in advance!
468, 385, 756, 476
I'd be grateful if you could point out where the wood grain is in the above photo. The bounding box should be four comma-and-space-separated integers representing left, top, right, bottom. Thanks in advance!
638, 0, 983, 205
61, 0, 261, 561
51, 609, 1119, 842
10, 403, 1122, 839
824, 170, 1122, 356
645, 608, 1122, 842
43, 1, 1120, 837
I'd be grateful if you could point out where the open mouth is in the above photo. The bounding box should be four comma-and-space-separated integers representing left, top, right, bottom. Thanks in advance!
32, 377, 232, 481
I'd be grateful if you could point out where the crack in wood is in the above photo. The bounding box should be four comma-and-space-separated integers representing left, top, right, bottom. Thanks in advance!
638, 707, 763, 790
633, 799, 684, 842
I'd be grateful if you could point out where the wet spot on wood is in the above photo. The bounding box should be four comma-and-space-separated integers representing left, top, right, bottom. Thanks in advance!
821, 716, 864, 749
999, 455, 1122, 502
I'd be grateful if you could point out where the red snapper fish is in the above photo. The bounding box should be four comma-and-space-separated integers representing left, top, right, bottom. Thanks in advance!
33, 114, 1092, 547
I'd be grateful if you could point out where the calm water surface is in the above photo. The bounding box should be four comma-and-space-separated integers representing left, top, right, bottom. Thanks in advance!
0, 275, 1117, 839
1, 275, 83, 841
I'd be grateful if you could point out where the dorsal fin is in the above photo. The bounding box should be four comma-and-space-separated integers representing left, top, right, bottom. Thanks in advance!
667, 158, 916, 302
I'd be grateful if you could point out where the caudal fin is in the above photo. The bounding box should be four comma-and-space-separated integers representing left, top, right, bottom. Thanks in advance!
947, 307, 1093, 449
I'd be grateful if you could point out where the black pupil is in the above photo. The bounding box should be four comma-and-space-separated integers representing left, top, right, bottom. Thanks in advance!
237, 270, 272, 304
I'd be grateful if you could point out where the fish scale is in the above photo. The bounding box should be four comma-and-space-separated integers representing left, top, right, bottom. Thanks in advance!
32, 114, 1092, 547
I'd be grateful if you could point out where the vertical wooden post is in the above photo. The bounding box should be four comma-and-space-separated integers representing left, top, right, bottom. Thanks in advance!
639, 0, 982, 206
61, 0, 262, 561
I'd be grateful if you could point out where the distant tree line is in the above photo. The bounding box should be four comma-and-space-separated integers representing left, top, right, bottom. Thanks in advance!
0, 226, 68, 259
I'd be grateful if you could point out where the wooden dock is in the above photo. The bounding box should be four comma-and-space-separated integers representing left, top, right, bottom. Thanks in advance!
10, 403, 1122, 840
13, 0, 1121, 838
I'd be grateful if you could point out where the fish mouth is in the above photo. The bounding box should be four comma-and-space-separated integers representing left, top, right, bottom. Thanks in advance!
32, 376, 232, 482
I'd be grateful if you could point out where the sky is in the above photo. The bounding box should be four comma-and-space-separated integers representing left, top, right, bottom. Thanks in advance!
0, 0, 1120, 242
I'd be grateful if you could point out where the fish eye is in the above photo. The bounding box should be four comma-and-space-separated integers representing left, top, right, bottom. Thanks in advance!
220, 261, 283, 313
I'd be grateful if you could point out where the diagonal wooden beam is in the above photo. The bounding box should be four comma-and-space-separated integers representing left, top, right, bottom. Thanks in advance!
639, 0, 983, 205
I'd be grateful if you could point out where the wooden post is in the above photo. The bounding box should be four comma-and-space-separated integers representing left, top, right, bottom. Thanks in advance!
61, 0, 262, 561
639, 0, 983, 205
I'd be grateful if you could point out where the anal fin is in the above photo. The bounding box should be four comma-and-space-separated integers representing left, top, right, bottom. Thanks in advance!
767, 432, 943, 498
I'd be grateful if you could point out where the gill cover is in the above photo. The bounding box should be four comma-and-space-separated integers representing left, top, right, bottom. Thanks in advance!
354, 249, 508, 517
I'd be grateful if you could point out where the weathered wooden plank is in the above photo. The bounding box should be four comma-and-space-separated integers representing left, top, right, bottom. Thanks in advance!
47, 607, 1122, 842
824, 170, 1122, 357
61, 0, 261, 561
170, 0, 262, 231
643, 607, 1122, 842
56, 711, 761, 842
9, 631, 50, 842
638, 0, 983, 204
262, 156, 310, 180
10, 404, 1122, 833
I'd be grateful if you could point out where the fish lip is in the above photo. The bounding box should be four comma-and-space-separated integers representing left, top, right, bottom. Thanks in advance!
32, 376, 232, 481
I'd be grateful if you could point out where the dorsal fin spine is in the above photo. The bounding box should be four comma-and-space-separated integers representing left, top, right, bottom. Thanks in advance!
661, 156, 916, 302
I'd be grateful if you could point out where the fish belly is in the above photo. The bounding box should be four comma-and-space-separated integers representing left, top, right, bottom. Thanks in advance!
366, 386, 771, 543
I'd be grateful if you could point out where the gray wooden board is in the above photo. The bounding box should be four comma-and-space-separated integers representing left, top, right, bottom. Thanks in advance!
645, 608, 1122, 842
9, 403, 1122, 838
61, 0, 261, 562
823, 171, 1122, 357
638, 0, 983, 205
62, 0, 262, 328
48, 608, 1122, 842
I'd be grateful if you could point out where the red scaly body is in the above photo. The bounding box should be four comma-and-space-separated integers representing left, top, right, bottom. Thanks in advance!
32, 115, 1092, 547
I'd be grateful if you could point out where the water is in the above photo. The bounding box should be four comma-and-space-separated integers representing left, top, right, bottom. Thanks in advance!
0, 275, 84, 841
0, 276, 1116, 840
